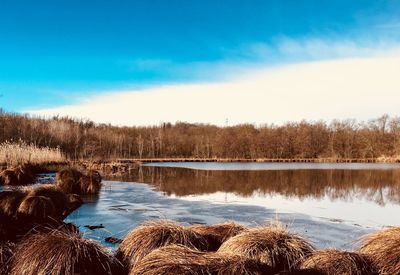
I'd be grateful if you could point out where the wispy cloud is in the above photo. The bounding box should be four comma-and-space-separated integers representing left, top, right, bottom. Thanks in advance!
28, 46, 400, 126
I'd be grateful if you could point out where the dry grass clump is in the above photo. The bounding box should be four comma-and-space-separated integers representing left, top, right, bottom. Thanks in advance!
116, 220, 209, 271
300, 249, 377, 275
57, 168, 102, 195
0, 190, 27, 217
27, 184, 82, 219
358, 227, 400, 275
79, 174, 101, 195
17, 195, 57, 222
0, 241, 15, 275
0, 141, 65, 166
190, 222, 247, 251
56, 168, 83, 194
217, 223, 314, 272
10, 229, 124, 275
132, 244, 274, 275
0, 164, 35, 186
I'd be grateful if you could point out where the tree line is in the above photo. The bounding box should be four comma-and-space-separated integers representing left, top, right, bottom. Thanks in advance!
0, 109, 399, 160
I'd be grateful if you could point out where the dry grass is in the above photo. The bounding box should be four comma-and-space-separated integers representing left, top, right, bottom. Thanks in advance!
132, 244, 274, 275
0, 164, 35, 186
56, 168, 102, 195
300, 249, 377, 275
27, 184, 82, 219
10, 229, 124, 275
115, 220, 210, 271
56, 168, 83, 194
0, 241, 15, 275
190, 222, 247, 251
17, 195, 57, 222
79, 174, 101, 195
358, 227, 400, 275
0, 190, 27, 217
217, 223, 314, 272
0, 141, 65, 166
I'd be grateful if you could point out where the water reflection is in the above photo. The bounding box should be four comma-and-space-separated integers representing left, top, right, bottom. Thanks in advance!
113, 166, 400, 206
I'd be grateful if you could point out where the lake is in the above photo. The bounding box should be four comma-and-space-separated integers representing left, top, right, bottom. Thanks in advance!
64, 162, 400, 250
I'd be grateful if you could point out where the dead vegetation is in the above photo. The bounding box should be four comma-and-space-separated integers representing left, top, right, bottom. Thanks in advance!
9, 229, 124, 275
17, 195, 57, 222
27, 184, 82, 219
0, 190, 28, 217
217, 223, 314, 272
56, 167, 83, 194
0, 164, 35, 186
132, 244, 275, 275
300, 249, 377, 275
0, 241, 14, 275
56, 168, 102, 195
0, 141, 65, 166
190, 222, 247, 251
359, 227, 400, 275
115, 220, 210, 271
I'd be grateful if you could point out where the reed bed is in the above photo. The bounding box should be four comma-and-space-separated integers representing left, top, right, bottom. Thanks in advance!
217, 223, 314, 272
10, 229, 124, 275
132, 244, 274, 275
359, 227, 400, 275
300, 249, 377, 275
116, 220, 210, 271
0, 141, 65, 166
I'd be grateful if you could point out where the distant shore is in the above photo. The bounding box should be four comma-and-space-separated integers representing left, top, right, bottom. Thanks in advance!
112, 157, 400, 164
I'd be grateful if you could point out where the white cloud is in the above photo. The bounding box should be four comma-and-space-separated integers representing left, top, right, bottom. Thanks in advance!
29, 51, 400, 126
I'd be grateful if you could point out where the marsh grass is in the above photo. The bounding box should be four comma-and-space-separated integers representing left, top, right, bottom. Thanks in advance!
0, 141, 65, 166
300, 249, 377, 275
132, 244, 274, 275
10, 229, 124, 275
217, 223, 314, 272
115, 220, 210, 271
359, 227, 400, 275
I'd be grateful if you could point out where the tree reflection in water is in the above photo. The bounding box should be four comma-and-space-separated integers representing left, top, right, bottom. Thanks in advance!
112, 167, 400, 206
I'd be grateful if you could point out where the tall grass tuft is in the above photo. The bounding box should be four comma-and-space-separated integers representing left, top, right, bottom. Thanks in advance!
0, 141, 65, 166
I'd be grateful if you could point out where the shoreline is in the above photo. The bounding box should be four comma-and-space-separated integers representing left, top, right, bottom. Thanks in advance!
114, 157, 400, 164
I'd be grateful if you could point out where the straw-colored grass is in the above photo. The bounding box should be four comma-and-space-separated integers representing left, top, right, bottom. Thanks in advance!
217, 223, 314, 272
132, 244, 275, 275
359, 227, 400, 275
190, 222, 247, 251
0, 141, 65, 166
56, 168, 83, 194
56, 168, 102, 195
0, 241, 15, 275
17, 195, 57, 222
116, 220, 210, 271
79, 174, 101, 195
10, 229, 124, 275
0, 164, 35, 186
300, 249, 377, 275
27, 184, 82, 219
0, 190, 28, 217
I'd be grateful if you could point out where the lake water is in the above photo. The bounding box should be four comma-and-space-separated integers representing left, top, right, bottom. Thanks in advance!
2, 162, 399, 251
64, 162, 400, 250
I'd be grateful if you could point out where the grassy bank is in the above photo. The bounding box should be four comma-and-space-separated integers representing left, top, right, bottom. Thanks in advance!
0, 141, 66, 167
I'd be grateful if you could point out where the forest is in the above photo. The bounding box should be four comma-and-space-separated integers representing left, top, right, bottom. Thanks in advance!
1, 109, 399, 160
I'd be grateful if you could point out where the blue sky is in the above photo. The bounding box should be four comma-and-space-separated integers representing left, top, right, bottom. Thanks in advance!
1, 0, 400, 119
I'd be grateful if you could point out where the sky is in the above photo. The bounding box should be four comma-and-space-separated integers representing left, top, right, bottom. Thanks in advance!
1, 0, 400, 125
